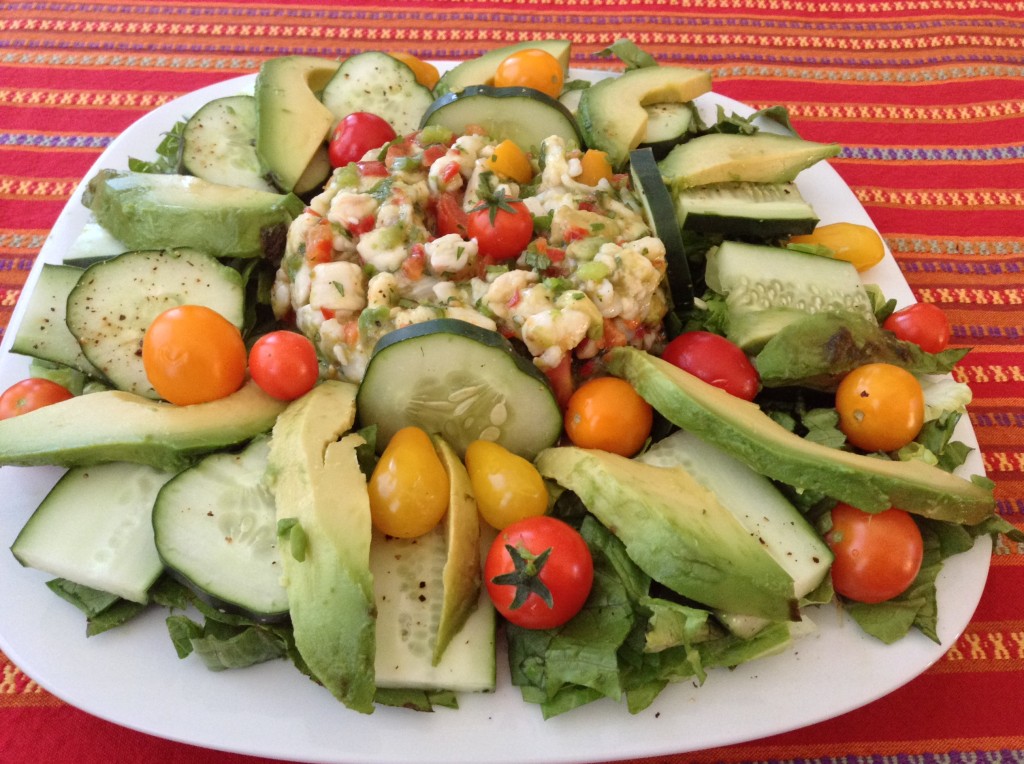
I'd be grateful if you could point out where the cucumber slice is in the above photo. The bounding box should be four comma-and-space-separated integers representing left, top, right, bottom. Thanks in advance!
11, 462, 174, 603
629, 147, 693, 317
356, 319, 561, 460
674, 181, 819, 239
65, 248, 245, 398
153, 437, 289, 623
10, 263, 104, 379
181, 94, 277, 192
321, 51, 435, 135
640, 102, 696, 157
421, 85, 583, 154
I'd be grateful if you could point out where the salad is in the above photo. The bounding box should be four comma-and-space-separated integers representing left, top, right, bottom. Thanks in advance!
0, 38, 1015, 726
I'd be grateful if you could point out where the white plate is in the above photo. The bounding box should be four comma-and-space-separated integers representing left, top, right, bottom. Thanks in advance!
0, 67, 991, 764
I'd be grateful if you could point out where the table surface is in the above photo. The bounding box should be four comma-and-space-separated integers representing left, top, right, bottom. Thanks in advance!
1, 1, 1022, 763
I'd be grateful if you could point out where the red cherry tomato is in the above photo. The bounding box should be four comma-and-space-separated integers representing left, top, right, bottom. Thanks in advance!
484, 516, 594, 630
0, 378, 74, 419
824, 503, 924, 604
248, 331, 320, 401
660, 331, 760, 401
142, 305, 247, 406
466, 196, 534, 262
328, 112, 398, 168
882, 302, 951, 354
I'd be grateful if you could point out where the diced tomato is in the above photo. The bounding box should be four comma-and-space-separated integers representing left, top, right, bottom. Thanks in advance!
440, 161, 462, 184
402, 244, 427, 280
347, 214, 376, 236
563, 226, 588, 243
305, 219, 334, 265
599, 318, 629, 349
578, 200, 597, 213
435, 191, 468, 238
507, 289, 522, 309
544, 355, 575, 409
357, 160, 389, 177
341, 320, 360, 346
422, 144, 448, 167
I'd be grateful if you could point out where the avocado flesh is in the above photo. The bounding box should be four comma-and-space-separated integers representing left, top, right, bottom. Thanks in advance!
266, 381, 376, 714
432, 435, 484, 664
535, 446, 798, 621
0, 380, 287, 471
578, 66, 713, 169
254, 55, 340, 192
83, 170, 304, 259
606, 347, 996, 525
658, 132, 841, 189
434, 39, 571, 96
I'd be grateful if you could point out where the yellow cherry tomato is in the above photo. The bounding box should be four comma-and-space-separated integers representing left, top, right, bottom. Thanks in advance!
389, 51, 440, 90
576, 149, 614, 186
487, 139, 534, 184
835, 363, 925, 452
493, 49, 564, 99
368, 426, 450, 538
142, 305, 247, 406
788, 222, 885, 272
465, 440, 548, 530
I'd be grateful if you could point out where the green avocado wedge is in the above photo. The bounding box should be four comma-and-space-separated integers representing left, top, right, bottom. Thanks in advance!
0, 380, 288, 471
535, 445, 798, 621
266, 381, 376, 714
606, 347, 996, 525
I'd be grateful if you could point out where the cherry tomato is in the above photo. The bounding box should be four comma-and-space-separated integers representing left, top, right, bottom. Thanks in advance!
248, 331, 320, 401
466, 195, 534, 262
328, 112, 397, 169
465, 440, 548, 530
660, 331, 760, 401
824, 503, 924, 604
388, 51, 440, 90
883, 302, 951, 354
576, 149, 614, 186
788, 222, 885, 272
484, 515, 593, 630
835, 363, 924, 452
142, 305, 247, 406
493, 49, 565, 99
368, 426, 450, 539
564, 376, 653, 457
0, 378, 73, 419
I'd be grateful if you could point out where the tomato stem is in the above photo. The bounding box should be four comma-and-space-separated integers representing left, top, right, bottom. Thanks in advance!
491, 543, 554, 610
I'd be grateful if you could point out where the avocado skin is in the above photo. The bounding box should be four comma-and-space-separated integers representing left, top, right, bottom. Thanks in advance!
266, 381, 376, 714
0, 380, 287, 472
83, 170, 304, 259
606, 347, 996, 525
536, 445, 798, 621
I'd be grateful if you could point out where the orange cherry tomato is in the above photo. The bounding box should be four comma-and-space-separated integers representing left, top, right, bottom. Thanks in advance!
487, 139, 534, 184
493, 49, 564, 99
0, 378, 73, 419
825, 503, 924, 604
142, 305, 247, 406
835, 363, 924, 452
389, 51, 440, 90
563, 376, 653, 457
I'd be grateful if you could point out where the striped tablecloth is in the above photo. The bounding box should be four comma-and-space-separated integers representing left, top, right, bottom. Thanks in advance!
1, 2, 1022, 763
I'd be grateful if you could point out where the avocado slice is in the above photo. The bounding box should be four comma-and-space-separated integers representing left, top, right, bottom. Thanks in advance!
577, 66, 713, 169
658, 132, 841, 189
254, 55, 341, 192
433, 39, 571, 96
0, 380, 288, 471
536, 445, 798, 621
266, 381, 376, 714
606, 347, 996, 525
83, 170, 304, 259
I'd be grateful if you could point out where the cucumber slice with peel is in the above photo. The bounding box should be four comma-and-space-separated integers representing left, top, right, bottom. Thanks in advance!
181, 95, 276, 192
356, 319, 561, 460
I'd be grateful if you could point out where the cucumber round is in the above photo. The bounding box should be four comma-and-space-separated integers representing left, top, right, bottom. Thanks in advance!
629, 147, 694, 318
181, 94, 277, 192
356, 319, 561, 460
420, 85, 583, 154
153, 437, 289, 623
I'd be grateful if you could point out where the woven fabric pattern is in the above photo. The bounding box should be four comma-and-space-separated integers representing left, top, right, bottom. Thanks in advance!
1, 2, 1022, 763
